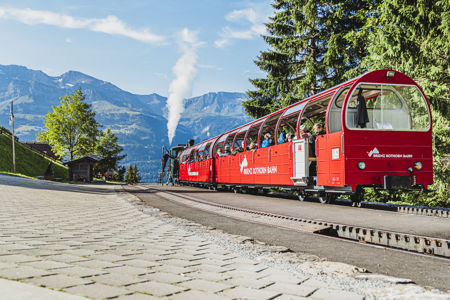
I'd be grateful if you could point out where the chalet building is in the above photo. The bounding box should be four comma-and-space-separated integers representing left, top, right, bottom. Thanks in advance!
65, 155, 102, 182
22, 142, 60, 161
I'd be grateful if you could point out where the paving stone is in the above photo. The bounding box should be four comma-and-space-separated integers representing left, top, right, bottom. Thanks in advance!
263, 282, 317, 297
107, 265, 153, 276
168, 290, 230, 300
121, 259, 161, 268
23, 274, 93, 289
140, 272, 191, 284
115, 293, 160, 300
186, 271, 232, 282
225, 263, 268, 273
224, 277, 275, 289
151, 265, 194, 275
262, 273, 307, 284
163, 259, 201, 268
92, 273, 148, 286
74, 259, 123, 269
0, 262, 16, 269
223, 270, 267, 280
299, 278, 328, 289
0, 266, 53, 279
45, 254, 89, 263
0, 254, 40, 263
57, 266, 108, 278
179, 279, 234, 293
64, 283, 132, 299
127, 281, 188, 297
88, 253, 133, 262
220, 286, 281, 300
65, 248, 98, 256
190, 264, 233, 273
309, 288, 365, 300
23, 260, 73, 270
273, 295, 310, 300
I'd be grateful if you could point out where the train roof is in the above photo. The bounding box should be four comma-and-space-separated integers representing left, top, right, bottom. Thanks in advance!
182, 69, 419, 152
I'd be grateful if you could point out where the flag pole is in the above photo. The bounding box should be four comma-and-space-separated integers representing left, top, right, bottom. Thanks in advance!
10, 101, 16, 173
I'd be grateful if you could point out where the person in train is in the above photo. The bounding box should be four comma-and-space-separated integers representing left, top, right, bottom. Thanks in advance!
224, 145, 231, 155
299, 125, 310, 139
215, 148, 223, 158
287, 132, 295, 142
278, 131, 286, 144
261, 133, 274, 148
248, 141, 258, 151
308, 123, 325, 178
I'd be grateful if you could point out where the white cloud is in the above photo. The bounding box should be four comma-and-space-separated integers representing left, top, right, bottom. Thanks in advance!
0, 7, 165, 44
215, 5, 271, 48
65, 37, 72, 43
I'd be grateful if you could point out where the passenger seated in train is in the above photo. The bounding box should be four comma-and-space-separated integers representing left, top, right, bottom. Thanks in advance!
224, 145, 231, 155
215, 148, 223, 158
248, 141, 258, 152
231, 146, 244, 155
287, 133, 295, 142
278, 132, 286, 144
299, 125, 310, 139
261, 133, 274, 148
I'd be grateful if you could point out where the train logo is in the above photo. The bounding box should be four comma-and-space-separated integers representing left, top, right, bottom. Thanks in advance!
240, 155, 248, 174
368, 147, 380, 157
188, 165, 198, 176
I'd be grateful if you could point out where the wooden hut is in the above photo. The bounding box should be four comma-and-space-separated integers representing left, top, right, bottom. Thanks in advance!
65, 155, 102, 182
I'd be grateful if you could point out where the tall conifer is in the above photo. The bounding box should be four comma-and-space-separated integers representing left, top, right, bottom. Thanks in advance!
244, 0, 377, 118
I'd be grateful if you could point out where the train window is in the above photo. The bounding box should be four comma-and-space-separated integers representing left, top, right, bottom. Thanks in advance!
301, 94, 333, 133
278, 107, 304, 143
224, 133, 236, 155
233, 131, 246, 152
260, 112, 282, 147
245, 122, 262, 150
214, 142, 225, 156
204, 143, 211, 158
281, 101, 307, 118
346, 84, 430, 131
329, 86, 350, 133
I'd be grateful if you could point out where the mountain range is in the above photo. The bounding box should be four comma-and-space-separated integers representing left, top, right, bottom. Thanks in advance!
0, 64, 252, 181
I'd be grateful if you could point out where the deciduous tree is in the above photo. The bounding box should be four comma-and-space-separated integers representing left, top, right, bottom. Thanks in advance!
37, 87, 99, 160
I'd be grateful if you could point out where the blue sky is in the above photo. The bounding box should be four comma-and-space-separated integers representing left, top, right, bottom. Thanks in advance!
0, 0, 272, 97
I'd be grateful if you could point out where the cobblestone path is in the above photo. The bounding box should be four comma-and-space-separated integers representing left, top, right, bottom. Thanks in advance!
0, 175, 369, 299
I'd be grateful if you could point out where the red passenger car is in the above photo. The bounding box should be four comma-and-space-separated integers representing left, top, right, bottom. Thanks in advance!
178, 70, 433, 203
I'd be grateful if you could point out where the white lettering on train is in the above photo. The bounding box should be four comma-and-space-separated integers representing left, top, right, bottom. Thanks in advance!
241, 166, 277, 176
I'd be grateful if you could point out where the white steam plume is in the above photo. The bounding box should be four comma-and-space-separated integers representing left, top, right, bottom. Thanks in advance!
166, 28, 199, 145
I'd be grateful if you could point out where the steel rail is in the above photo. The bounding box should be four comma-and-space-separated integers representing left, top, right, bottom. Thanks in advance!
145, 187, 450, 259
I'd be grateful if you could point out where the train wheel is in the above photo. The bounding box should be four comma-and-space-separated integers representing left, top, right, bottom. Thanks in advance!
351, 187, 364, 206
318, 193, 336, 204
232, 187, 239, 194
297, 193, 307, 201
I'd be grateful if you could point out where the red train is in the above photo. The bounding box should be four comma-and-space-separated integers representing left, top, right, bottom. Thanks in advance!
176, 70, 433, 203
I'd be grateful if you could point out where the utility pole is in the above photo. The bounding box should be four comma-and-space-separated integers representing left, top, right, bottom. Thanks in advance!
10, 101, 16, 173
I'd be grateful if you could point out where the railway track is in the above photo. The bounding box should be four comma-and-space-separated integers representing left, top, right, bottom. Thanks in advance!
141, 186, 450, 259
248, 189, 449, 218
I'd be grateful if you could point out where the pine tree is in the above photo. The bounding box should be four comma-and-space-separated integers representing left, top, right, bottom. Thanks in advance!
126, 165, 133, 184
94, 128, 126, 175
133, 164, 140, 183
244, 0, 378, 118
358, 0, 449, 206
